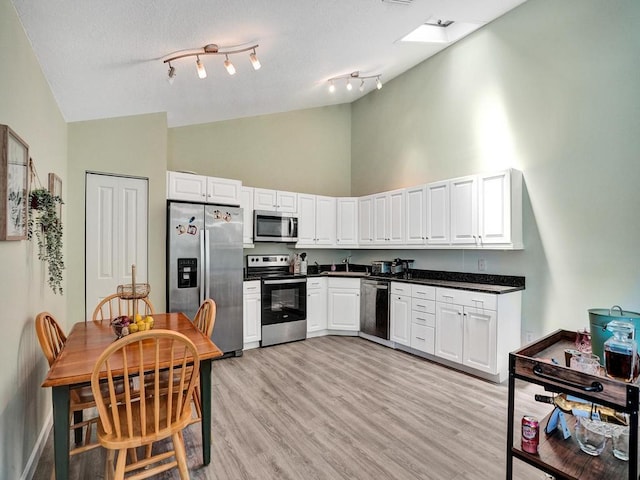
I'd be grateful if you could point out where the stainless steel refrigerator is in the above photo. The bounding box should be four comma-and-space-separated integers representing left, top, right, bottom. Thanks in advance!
167, 201, 243, 356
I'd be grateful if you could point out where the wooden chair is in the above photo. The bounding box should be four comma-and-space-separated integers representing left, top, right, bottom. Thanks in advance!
91, 329, 199, 480
35, 312, 101, 455
92, 293, 155, 322
190, 299, 216, 424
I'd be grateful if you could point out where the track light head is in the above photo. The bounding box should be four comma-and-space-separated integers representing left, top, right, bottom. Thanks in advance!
346, 79, 352, 91
167, 63, 176, 85
376, 76, 382, 90
250, 49, 261, 70
329, 80, 335, 93
359, 79, 365, 92
224, 55, 236, 75
196, 56, 207, 79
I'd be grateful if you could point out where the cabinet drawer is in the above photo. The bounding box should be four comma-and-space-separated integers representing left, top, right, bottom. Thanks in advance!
436, 287, 497, 310
411, 323, 435, 354
391, 282, 411, 296
307, 278, 326, 289
412, 298, 435, 314
411, 311, 435, 328
411, 284, 435, 300
243, 281, 260, 294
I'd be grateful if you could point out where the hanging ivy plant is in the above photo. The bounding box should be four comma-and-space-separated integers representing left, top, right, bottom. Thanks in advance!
28, 188, 64, 295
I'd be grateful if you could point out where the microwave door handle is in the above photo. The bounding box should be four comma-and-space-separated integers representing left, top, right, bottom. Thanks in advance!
289, 217, 294, 236
199, 229, 205, 305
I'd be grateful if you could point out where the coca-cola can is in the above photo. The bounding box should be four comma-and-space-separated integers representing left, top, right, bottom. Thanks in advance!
521, 415, 539, 454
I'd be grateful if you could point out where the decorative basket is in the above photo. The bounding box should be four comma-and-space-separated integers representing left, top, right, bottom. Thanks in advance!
116, 283, 150, 300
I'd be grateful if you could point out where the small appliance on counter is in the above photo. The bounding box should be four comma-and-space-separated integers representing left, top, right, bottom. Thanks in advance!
371, 260, 392, 275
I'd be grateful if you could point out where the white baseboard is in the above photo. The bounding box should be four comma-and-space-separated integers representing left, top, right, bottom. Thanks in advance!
20, 411, 52, 480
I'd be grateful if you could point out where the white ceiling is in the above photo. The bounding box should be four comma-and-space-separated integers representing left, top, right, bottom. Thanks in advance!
11, 0, 526, 128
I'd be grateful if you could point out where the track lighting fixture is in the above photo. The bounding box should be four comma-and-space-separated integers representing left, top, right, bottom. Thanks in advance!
163, 43, 261, 81
327, 71, 382, 93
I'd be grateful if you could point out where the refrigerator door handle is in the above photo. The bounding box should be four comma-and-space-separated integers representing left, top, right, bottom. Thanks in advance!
200, 229, 205, 305
205, 229, 211, 299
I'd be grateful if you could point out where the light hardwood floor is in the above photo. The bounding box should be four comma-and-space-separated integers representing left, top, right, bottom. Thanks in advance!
34, 336, 548, 479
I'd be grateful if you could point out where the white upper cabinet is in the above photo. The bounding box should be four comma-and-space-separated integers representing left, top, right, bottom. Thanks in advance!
478, 169, 522, 248
253, 188, 297, 212
240, 186, 254, 245
297, 194, 336, 247
405, 185, 427, 245
336, 198, 358, 247
167, 171, 207, 202
426, 181, 450, 245
388, 189, 405, 244
373, 193, 388, 244
450, 175, 478, 246
372, 189, 405, 245
423, 169, 522, 250
167, 171, 241, 206
358, 195, 374, 245
206, 176, 242, 205
315, 196, 336, 245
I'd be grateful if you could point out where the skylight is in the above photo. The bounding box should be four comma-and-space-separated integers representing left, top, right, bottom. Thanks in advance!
400, 19, 485, 44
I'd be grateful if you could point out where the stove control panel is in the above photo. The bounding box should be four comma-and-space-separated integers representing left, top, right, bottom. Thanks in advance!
246, 254, 290, 267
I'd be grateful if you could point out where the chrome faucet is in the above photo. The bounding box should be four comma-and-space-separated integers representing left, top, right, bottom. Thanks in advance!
342, 255, 351, 272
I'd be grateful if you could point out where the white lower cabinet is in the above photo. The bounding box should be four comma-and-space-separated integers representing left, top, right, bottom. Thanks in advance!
307, 277, 327, 333
390, 283, 411, 346
435, 302, 464, 363
435, 287, 520, 381
327, 278, 360, 330
463, 307, 497, 372
243, 281, 261, 346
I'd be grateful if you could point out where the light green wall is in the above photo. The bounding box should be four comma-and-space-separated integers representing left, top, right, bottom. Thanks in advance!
67, 113, 168, 321
168, 105, 352, 196
0, 0, 67, 478
350, 0, 640, 338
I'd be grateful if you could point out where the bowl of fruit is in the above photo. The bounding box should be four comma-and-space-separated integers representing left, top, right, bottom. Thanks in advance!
111, 314, 154, 338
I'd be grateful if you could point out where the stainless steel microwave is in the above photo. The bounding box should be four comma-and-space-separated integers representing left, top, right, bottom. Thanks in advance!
254, 210, 298, 242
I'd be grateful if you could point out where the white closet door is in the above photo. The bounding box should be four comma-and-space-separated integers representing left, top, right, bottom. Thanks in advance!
85, 173, 148, 320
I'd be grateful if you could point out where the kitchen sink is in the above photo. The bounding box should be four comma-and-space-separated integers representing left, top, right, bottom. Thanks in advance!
320, 271, 369, 277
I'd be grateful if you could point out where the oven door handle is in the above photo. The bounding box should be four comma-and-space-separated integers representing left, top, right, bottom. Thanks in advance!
263, 278, 307, 285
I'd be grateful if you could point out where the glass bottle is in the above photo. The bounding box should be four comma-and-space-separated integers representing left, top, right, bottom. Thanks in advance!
604, 321, 636, 382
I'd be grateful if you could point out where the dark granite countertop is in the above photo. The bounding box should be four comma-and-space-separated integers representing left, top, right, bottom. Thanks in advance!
244, 265, 525, 295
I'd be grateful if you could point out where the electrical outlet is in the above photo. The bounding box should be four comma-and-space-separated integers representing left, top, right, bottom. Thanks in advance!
525, 331, 534, 343
478, 258, 486, 272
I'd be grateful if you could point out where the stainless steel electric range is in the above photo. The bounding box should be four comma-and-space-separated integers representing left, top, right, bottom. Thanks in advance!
246, 255, 307, 347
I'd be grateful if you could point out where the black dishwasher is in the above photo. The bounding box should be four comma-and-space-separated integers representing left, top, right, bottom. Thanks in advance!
360, 279, 390, 339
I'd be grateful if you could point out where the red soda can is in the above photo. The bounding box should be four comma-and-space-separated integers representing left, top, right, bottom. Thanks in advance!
521, 415, 539, 454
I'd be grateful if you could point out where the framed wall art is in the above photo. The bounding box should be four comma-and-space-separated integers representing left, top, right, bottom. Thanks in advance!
0, 125, 29, 240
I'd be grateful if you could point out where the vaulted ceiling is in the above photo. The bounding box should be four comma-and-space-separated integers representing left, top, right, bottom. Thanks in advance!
12, 0, 526, 127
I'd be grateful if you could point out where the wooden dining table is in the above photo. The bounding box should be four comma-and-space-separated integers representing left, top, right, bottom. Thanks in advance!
42, 312, 223, 480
